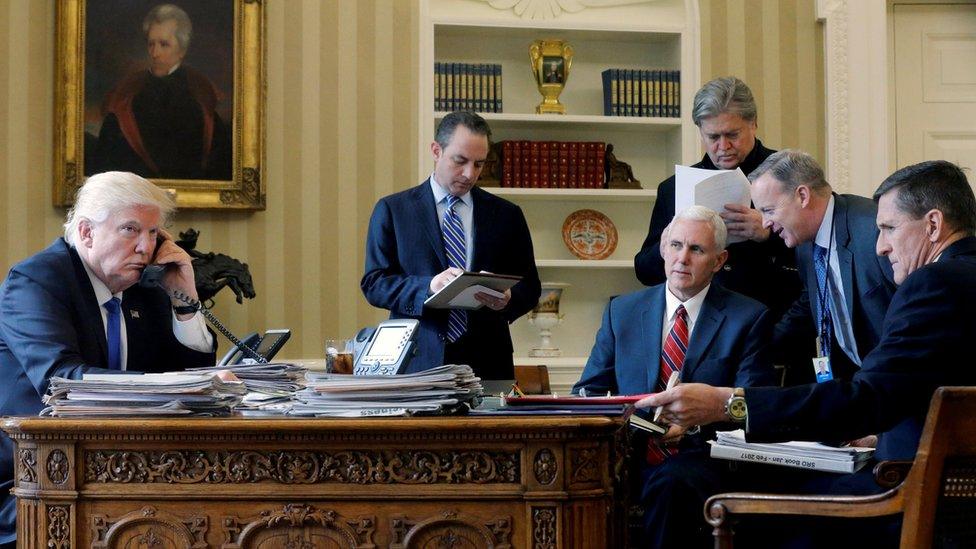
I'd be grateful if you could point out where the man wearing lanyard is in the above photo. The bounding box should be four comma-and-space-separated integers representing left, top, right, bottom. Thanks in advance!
749, 150, 896, 382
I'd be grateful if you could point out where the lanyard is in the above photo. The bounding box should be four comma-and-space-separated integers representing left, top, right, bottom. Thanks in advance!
816, 221, 834, 357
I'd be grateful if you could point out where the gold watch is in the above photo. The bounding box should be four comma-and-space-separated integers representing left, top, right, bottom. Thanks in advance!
724, 387, 747, 423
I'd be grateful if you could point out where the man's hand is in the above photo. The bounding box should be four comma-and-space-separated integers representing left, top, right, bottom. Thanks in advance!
660, 424, 687, 445
430, 267, 464, 294
722, 204, 770, 242
153, 230, 199, 317
848, 435, 878, 448
636, 383, 734, 428
475, 288, 511, 311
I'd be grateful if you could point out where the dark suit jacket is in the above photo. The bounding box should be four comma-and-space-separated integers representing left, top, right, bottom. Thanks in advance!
633, 140, 800, 319
773, 194, 896, 369
747, 236, 976, 461
573, 283, 777, 397
361, 181, 541, 379
0, 238, 216, 542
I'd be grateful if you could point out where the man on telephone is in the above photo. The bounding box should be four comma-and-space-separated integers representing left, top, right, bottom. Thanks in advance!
361, 111, 541, 380
0, 171, 216, 548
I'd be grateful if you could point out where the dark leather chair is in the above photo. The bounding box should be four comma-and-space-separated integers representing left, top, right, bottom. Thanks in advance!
705, 386, 976, 548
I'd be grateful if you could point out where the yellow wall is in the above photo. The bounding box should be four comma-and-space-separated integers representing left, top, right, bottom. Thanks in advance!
0, 0, 822, 359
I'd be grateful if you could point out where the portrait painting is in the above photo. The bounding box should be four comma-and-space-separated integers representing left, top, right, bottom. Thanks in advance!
55, 0, 266, 210
542, 56, 564, 84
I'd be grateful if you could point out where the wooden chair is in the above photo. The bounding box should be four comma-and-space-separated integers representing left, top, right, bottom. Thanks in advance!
514, 364, 551, 395
705, 386, 976, 548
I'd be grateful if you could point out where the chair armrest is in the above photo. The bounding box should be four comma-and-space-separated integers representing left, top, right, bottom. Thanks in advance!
873, 460, 913, 489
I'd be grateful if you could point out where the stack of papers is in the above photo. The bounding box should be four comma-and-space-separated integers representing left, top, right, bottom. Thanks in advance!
492, 394, 646, 415
709, 430, 875, 473
41, 373, 246, 417
185, 362, 307, 414
292, 364, 482, 417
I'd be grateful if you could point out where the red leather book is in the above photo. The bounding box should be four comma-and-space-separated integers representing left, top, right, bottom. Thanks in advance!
558, 142, 570, 188
538, 141, 550, 188
529, 141, 541, 188
501, 141, 514, 187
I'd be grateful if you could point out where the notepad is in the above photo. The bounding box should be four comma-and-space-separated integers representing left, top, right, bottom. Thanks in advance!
423, 271, 521, 310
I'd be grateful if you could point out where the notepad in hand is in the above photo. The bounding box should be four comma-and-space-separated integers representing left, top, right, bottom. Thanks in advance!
424, 271, 521, 310
630, 413, 668, 435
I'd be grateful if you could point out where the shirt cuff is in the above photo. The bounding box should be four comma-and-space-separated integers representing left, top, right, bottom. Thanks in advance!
172, 311, 215, 353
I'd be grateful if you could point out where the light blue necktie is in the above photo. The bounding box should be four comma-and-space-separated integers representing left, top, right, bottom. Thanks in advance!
104, 297, 122, 370
443, 195, 467, 343
813, 244, 832, 357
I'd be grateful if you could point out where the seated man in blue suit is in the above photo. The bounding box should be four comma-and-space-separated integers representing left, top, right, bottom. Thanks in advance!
750, 149, 896, 383
640, 160, 976, 546
574, 205, 777, 548
361, 111, 541, 379
0, 171, 217, 548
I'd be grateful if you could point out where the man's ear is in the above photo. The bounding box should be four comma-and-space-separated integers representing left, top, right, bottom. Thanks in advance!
925, 209, 945, 242
712, 249, 729, 273
430, 141, 442, 162
796, 185, 811, 208
78, 219, 95, 248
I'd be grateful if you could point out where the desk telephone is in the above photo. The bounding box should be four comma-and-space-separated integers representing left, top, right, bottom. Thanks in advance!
353, 319, 419, 375
139, 239, 289, 365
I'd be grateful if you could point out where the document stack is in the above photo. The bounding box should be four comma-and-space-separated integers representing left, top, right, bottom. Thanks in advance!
292, 364, 482, 417
41, 373, 246, 417
709, 430, 875, 473
186, 362, 307, 414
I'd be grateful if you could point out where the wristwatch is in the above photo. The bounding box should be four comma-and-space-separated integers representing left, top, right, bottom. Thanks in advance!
173, 304, 198, 315
724, 387, 747, 423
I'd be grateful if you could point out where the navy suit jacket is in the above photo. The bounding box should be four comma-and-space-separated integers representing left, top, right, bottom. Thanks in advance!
573, 283, 777, 398
0, 238, 216, 542
747, 236, 976, 461
361, 181, 541, 379
774, 194, 896, 366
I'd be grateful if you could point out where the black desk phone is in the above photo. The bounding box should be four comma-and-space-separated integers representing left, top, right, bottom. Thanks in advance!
139, 251, 289, 365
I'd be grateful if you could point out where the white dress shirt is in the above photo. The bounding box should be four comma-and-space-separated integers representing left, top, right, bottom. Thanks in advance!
814, 195, 860, 365
81, 260, 214, 370
430, 175, 474, 269
661, 283, 710, 360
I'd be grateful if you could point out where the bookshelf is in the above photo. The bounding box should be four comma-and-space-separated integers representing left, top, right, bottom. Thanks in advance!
420, 0, 701, 394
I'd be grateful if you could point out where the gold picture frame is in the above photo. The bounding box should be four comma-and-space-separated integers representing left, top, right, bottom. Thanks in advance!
54, 0, 266, 210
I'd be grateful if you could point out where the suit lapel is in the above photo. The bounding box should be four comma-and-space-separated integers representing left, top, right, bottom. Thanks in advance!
833, 195, 856, 316
642, 287, 666, 391
470, 188, 492, 269
681, 286, 725, 381
414, 180, 448, 269
66, 241, 111, 363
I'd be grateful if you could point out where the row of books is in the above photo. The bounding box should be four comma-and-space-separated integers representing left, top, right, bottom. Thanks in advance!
602, 68, 681, 118
499, 140, 606, 189
435, 62, 503, 113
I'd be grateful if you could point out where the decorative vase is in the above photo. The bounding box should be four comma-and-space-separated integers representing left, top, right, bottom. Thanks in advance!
528, 283, 569, 357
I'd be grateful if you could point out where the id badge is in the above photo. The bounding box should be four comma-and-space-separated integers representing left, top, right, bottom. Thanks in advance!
813, 356, 833, 382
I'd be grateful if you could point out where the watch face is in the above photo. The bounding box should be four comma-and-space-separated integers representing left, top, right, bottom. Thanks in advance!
729, 397, 747, 420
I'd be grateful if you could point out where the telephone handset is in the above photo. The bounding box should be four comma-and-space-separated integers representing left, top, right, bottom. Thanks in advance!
138, 238, 269, 364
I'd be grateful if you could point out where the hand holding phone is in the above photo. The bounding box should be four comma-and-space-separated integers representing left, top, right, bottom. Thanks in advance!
146, 230, 200, 308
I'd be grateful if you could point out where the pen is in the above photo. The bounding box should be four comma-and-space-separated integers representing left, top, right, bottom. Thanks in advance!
652, 373, 680, 423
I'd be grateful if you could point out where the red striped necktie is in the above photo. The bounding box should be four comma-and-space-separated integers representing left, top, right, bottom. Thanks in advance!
647, 304, 688, 465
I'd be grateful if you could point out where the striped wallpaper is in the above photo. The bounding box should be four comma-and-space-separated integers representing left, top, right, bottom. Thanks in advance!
0, 0, 822, 359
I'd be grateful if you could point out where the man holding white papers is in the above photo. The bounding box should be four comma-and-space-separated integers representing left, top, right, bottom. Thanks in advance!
638, 161, 976, 546
750, 150, 896, 382
361, 111, 541, 380
635, 77, 799, 320
575, 206, 776, 548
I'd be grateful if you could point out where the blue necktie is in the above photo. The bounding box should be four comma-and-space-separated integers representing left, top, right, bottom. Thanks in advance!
104, 297, 122, 370
813, 245, 832, 357
443, 195, 467, 343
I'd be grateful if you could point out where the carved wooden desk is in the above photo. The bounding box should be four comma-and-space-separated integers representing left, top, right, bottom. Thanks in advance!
3, 415, 628, 548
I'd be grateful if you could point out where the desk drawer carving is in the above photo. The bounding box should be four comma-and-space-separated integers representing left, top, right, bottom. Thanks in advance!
222, 503, 375, 548
91, 506, 207, 548
84, 449, 520, 485
390, 510, 511, 549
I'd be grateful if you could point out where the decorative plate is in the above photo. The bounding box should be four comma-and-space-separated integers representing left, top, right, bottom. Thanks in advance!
562, 209, 618, 260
